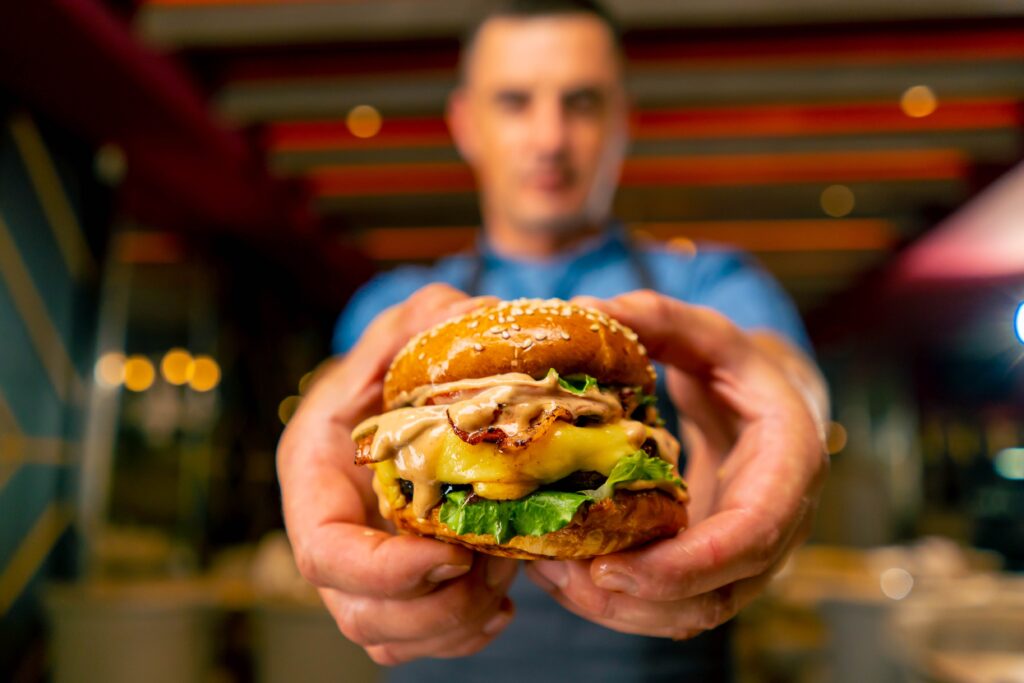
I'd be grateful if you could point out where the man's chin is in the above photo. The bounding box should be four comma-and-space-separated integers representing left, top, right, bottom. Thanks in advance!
514, 211, 594, 237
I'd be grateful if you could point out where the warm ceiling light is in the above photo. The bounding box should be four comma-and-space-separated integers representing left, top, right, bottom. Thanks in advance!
820, 184, 855, 218
123, 355, 155, 392
161, 348, 193, 386
94, 352, 126, 388
900, 85, 937, 118
347, 105, 382, 139
188, 355, 221, 392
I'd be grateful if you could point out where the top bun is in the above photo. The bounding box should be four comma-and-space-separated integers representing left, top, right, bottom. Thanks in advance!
384, 298, 656, 409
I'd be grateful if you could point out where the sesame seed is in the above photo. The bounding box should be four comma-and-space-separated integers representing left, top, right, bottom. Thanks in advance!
561, 332, 571, 340
610, 326, 619, 334
501, 331, 510, 339
534, 331, 547, 340
418, 353, 425, 360
511, 323, 521, 331
522, 338, 533, 349
467, 320, 478, 329
638, 344, 647, 355
473, 343, 484, 352
590, 324, 600, 332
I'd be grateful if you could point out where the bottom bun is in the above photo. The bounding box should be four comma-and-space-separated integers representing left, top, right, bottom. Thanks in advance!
391, 490, 688, 560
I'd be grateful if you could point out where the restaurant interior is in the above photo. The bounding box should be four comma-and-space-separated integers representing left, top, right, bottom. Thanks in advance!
1, 0, 1023, 681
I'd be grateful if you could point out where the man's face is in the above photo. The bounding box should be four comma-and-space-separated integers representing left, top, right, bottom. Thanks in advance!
450, 14, 629, 235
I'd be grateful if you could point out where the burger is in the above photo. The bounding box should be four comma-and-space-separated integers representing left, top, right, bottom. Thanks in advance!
351, 298, 688, 560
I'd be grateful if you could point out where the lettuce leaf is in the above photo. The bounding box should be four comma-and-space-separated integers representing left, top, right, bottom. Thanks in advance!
552, 370, 598, 396
438, 452, 682, 542
587, 450, 683, 500
440, 490, 589, 544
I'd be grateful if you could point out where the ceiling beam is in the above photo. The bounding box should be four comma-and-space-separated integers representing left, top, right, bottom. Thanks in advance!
139, 0, 1024, 47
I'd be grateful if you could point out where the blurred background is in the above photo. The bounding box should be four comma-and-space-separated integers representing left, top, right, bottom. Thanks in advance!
2, 0, 1024, 681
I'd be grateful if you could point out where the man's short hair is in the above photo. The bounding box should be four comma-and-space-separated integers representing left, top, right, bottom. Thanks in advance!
459, 0, 623, 81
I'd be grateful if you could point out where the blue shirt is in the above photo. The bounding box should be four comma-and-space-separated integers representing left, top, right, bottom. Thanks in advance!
333, 228, 810, 683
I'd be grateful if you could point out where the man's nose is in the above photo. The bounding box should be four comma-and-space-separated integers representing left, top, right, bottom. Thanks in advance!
531, 99, 569, 156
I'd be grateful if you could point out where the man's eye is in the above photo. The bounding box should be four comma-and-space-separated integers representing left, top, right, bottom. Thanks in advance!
565, 91, 602, 114
495, 92, 529, 112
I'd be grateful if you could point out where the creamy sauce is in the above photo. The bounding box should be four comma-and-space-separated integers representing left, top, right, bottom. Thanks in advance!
354, 373, 680, 518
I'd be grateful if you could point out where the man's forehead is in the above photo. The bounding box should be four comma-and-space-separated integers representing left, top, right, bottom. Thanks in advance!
464, 13, 622, 89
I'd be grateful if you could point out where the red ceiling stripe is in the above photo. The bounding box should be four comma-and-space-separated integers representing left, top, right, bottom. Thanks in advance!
627, 29, 1024, 66
622, 150, 965, 185
309, 149, 966, 197
268, 99, 1019, 152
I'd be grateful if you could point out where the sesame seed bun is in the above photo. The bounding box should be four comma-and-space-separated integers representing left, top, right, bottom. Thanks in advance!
384, 298, 656, 409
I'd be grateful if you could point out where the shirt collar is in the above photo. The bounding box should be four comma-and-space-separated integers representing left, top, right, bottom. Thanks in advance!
474, 221, 629, 268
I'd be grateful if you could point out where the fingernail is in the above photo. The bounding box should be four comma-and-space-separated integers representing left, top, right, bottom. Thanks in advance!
485, 558, 516, 589
426, 563, 471, 583
595, 570, 637, 594
533, 561, 568, 589
483, 598, 514, 635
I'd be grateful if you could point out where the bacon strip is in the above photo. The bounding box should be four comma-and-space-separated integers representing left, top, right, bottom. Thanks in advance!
447, 405, 573, 452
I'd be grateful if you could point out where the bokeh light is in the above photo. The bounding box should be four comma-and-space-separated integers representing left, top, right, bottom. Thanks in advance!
161, 348, 193, 386
278, 395, 302, 425
826, 421, 848, 455
1014, 301, 1024, 345
94, 142, 127, 185
880, 568, 914, 600
94, 352, 126, 388
668, 236, 698, 257
188, 356, 221, 392
820, 184, 855, 218
994, 448, 1024, 480
123, 355, 155, 392
347, 105, 382, 139
900, 85, 938, 118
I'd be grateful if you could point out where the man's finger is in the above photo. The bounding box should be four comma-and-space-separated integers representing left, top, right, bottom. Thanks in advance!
528, 559, 770, 640
572, 291, 750, 374
296, 523, 474, 599
588, 472, 815, 603
330, 556, 518, 646
364, 598, 513, 666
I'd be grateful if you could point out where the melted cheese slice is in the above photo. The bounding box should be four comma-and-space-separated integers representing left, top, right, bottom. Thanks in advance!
371, 421, 677, 518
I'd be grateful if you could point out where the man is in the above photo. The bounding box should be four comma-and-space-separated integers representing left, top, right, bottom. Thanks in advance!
277, 0, 829, 680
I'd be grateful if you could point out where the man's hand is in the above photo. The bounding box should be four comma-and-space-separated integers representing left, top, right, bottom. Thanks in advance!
525, 290, 828, 639
277, 284, 517, 665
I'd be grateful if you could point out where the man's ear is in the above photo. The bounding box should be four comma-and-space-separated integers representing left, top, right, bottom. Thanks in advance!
446, 87, 477, 165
